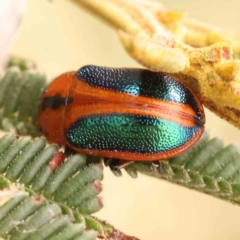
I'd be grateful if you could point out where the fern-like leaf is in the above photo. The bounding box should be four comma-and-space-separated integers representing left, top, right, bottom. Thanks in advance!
0, 133, 103, 214
0, 67, 46, 136
118, 132, 240, 205
0, 133, 138, 240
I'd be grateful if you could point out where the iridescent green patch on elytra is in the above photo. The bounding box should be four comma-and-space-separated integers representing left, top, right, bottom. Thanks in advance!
66, 114, 201, 154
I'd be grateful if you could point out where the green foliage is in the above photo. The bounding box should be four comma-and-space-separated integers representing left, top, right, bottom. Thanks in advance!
7, 56, 37, 72
0, 190, 97, 240
0, 133, 104, 239
128, 132, 240, 204
0, 133, 103, 214
0, 67, 46, 136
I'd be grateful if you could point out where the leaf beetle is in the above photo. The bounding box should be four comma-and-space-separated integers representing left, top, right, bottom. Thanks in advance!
38, 65, 205, 166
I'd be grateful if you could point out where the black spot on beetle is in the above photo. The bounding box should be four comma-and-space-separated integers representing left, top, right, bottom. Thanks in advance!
41, 93, 73, 111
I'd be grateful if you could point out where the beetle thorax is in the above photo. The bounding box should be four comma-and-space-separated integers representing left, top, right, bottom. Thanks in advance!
38, 72, 75, 145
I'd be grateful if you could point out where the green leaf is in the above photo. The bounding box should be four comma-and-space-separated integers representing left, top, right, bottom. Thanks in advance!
0, 133, 137, 240
0, 133, 103, 214
0, 175, 10, 189
0, 67, 46, 136
126, 132, 240, 204
0, 192, 88, 240
0, 133, 102, 239
7, 56, 36, 71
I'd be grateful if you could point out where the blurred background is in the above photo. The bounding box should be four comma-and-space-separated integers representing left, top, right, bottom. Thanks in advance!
8, 0, 240, 239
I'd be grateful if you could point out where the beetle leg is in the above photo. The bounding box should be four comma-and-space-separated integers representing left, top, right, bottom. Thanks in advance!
104, 158, 134, 171
64, 145, 77, 156
152, 161, 163, 173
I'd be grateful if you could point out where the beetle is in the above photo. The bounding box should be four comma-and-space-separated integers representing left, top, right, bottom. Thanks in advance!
38, 65, 205, 166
